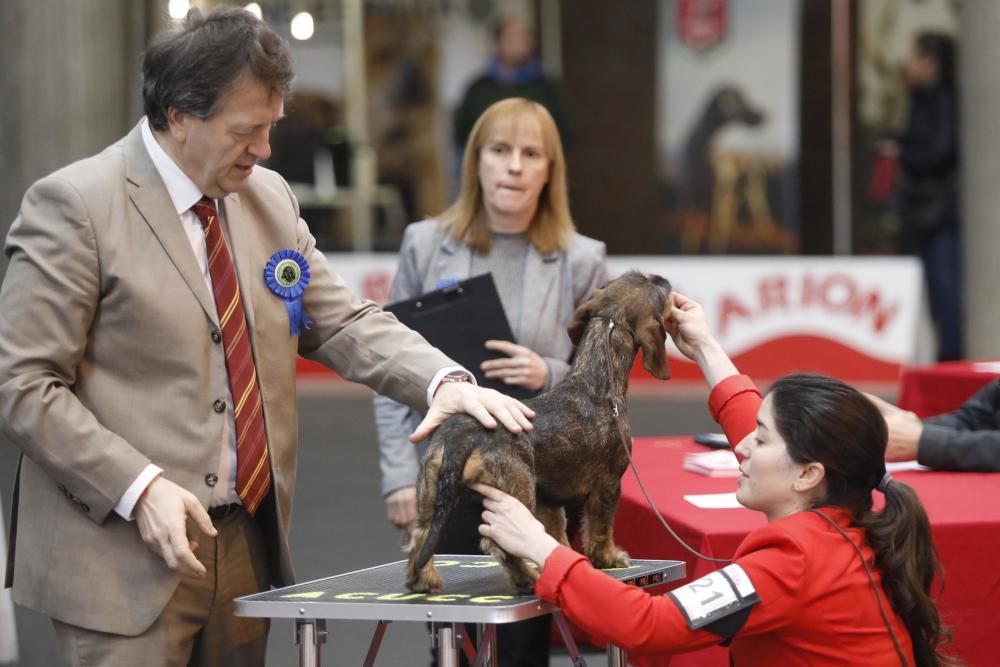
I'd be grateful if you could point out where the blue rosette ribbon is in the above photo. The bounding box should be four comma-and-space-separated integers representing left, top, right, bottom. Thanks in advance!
264, 250, 312, 335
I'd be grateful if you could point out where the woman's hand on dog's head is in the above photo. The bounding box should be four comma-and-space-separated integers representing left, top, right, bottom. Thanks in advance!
666, 291, 741, 390
665, 291, 715, 360
473, 483, 560, 568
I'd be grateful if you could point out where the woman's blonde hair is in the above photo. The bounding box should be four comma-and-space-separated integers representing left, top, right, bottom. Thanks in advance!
439, 97, 574, 254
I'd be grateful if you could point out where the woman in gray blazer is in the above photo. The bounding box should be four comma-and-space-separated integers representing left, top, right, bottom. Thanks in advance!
374, 98, 607, 666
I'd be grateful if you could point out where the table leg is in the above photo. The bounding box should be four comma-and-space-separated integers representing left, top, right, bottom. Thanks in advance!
437, 624, 459, 667
607, 645, 627, 667
472, 624, 498, 667
363, 620, 391, 667
295, 619, 326, 667
552, 611, 588, 666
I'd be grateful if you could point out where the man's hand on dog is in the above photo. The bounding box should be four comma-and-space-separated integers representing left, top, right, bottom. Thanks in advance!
481, 340, 548, 391
410, 381, 535, 443
473, 483, 559, 567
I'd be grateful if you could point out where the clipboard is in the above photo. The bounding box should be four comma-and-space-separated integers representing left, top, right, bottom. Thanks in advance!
384, 273, 535, 400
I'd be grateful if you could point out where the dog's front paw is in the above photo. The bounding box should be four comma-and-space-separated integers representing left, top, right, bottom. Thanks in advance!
591, 547, 632, 570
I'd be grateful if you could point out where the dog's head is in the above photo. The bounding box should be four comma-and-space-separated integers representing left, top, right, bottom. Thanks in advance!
567, 271, 673, 379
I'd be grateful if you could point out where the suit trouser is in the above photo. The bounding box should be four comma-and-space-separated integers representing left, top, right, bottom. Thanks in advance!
53, 506, 270, 667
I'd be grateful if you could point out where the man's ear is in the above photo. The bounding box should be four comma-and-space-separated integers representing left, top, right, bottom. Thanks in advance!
166, 107, 190, 143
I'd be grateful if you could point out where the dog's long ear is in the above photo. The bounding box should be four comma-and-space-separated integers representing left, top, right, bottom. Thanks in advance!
637, 320, 671, 380
567, 289, 604, 345
567, 301, 595, 346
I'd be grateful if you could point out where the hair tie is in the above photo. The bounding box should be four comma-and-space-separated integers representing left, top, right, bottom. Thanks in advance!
876, 472, 893, 493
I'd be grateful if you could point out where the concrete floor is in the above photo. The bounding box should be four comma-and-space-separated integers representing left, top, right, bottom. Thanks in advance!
0, 382, 811, 666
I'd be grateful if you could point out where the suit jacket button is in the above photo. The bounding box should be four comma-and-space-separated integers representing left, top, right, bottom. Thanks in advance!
211, 329, 222, 344
80, 503, 90, 513
205, 473, 218, 487
213, 399, 226, 413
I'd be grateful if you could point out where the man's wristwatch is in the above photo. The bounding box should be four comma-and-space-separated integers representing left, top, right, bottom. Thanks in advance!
439, 370, 474, 386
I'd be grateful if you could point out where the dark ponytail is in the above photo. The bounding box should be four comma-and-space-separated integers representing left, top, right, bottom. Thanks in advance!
855, 480, 958, 667
769, 374, 959, 667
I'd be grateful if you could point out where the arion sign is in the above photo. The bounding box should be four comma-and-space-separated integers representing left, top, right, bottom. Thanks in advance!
309, 254, 922, 384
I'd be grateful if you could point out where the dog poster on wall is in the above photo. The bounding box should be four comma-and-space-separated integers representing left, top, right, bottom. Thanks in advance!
656, 0, 801, 255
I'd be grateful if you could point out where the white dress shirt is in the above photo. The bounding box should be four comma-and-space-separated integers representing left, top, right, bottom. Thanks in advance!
113, 119, 240, 517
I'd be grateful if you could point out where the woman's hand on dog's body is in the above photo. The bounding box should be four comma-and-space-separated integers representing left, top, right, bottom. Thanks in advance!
473, 483, 560, 568
410, 382, 535, 443
480, 340, 548, 391
666, 291, 739, 390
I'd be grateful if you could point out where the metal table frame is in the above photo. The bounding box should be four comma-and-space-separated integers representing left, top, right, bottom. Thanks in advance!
235, 555, 684, 666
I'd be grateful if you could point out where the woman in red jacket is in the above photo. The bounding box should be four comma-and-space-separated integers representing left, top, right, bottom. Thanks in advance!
474, 291, 958, 666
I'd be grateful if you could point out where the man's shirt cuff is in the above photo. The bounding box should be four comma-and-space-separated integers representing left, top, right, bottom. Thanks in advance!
113, 464, 163, 520
426, 366, 477, 407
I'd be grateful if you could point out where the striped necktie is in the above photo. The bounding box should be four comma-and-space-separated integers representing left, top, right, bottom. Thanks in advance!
192, 197, 271, 517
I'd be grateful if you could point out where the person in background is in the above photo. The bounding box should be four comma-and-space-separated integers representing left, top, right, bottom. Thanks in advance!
473, 292, 958, 666
868, 382, 1000, 471
453, 16, 575, 152
375, 97, 607, 667
0, 8, 533, 666
883, 32, 962, 361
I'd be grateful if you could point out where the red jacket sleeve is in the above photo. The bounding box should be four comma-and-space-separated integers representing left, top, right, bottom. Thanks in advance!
535, 523, 807, 655
707, 374, 762, 448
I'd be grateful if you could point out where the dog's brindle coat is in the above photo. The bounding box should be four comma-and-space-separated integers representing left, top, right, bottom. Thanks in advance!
405, 272, 673, 593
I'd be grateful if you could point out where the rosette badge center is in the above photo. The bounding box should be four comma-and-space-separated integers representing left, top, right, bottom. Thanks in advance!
265, 250, 312, 335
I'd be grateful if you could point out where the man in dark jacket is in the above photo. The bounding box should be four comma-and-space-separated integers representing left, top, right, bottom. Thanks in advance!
453, 16, 575, 151
884, 32, 962, 361
869, 381, 1000, 472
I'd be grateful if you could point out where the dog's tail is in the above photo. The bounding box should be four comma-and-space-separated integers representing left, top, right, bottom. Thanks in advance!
413, 434, 479, 571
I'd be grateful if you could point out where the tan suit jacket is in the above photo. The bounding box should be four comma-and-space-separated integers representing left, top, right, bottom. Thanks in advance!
0, 124, 453, 635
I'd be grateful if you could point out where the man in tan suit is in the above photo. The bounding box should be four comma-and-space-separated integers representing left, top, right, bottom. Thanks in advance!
0, 7, 533, 666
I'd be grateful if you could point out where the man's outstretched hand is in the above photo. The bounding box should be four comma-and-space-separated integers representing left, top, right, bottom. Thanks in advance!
410, 382, 535, 443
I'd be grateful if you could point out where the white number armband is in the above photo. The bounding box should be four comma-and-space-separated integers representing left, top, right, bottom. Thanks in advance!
668, 564, 760, 632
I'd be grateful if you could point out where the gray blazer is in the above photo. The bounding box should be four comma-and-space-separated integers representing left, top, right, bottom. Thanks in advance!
0, 124, 455, 635
375, 219, 608, 495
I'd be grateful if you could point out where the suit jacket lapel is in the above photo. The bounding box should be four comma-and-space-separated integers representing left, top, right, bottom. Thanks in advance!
519, 247, 560, 349
123, 126, 217, 324
429, 233, 473, 292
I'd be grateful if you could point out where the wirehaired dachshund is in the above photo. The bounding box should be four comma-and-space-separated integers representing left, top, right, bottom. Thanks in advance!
405, 271, 673, 593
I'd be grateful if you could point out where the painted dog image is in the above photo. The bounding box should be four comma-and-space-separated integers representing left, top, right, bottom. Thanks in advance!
405, 272, 673, 593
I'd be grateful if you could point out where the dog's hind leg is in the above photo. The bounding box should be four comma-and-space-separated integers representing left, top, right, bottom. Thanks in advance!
477, 460, 540, 594
581, 484, 632, 569
405, 449, 445, 592
535, 502, 570, 546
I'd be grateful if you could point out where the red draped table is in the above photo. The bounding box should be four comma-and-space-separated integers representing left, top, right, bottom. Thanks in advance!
613, 436, 1000, 667
898, 359, 1000, 417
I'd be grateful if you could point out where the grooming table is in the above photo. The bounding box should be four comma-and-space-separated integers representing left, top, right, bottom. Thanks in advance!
235, 554, 684, 666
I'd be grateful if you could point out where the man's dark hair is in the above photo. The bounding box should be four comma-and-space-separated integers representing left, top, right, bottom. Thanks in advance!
142, 6, 294, 131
